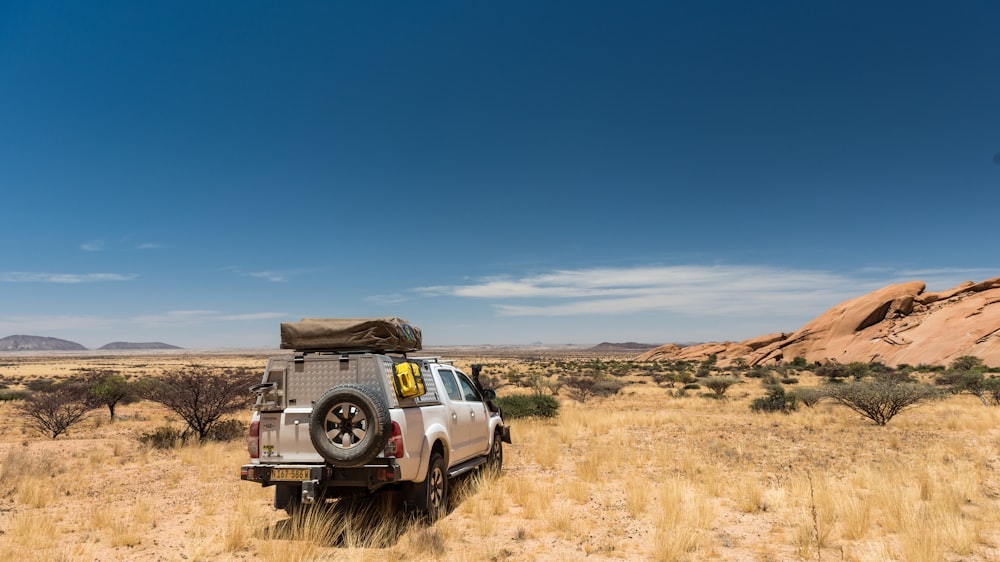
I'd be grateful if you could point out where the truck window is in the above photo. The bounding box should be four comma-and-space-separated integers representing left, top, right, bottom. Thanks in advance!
456, 373, 482, 402
438, 369, 463, 402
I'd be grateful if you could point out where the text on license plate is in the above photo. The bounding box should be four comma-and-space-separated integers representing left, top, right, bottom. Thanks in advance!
271, 468, 311, 481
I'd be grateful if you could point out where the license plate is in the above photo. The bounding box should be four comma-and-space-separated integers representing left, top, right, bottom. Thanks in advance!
271, 467, 311, 481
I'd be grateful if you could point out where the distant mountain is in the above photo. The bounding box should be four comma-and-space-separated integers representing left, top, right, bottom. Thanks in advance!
98, 341, 182, 350
587, 342, 659, 352
0, 335, 88, 351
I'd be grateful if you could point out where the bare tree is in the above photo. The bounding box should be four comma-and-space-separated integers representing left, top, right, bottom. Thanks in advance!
822, 379, 939, 426
17, 385, 95, 439
142, 367, 257, 441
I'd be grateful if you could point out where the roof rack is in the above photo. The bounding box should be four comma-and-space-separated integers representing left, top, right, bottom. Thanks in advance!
408, 356, 454, 364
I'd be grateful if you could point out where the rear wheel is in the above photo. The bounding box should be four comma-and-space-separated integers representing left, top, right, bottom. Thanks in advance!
407, 451, 448, 522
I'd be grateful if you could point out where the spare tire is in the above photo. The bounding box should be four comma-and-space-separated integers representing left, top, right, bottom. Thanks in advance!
309, 384, 391, 467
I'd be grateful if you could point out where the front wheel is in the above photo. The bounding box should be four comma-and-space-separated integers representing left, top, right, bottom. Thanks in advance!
485, 430, 503, 476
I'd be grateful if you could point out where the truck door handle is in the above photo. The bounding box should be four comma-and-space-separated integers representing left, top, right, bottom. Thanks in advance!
451, 412, 457, 422
469, 409, 475, 418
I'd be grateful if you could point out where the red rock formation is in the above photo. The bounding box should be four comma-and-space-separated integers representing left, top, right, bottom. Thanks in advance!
637, 276, 1000, 368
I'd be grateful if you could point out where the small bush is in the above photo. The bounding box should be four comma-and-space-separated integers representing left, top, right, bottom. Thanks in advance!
138, 425, 191, 449
793, 387, 824, 408
0, 389, 28, 402
205, 419, 247, 441
494, 395, 560, 419
750, 385, 797, 413
682, 383, 701, 390
702, 377, 739, 397
780, 377, 799, 385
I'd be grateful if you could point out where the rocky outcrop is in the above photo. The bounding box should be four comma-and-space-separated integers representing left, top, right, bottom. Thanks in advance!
638, 276, 1000, 368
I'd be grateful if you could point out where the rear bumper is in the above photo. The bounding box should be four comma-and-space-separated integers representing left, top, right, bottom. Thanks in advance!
241, 461, 401, 490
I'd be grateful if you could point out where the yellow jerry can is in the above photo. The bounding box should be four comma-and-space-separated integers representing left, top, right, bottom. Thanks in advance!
393, 361, 427, 399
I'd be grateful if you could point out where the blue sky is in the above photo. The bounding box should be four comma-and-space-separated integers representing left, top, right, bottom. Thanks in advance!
1, 1, 998, 349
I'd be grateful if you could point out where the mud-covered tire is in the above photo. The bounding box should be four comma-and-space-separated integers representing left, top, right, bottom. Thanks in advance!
485, 429, 503, 476
407, 451, 448, 522
309, 384, 390, 467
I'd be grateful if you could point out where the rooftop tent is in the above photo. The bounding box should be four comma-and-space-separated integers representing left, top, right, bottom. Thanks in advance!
280, 317, 422, 352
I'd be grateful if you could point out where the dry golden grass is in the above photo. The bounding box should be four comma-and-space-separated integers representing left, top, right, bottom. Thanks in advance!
0, 350, 999, 561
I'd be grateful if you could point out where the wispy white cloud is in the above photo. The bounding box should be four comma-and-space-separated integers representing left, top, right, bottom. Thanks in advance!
81, 240, 105, 252
127, 310, 283, 327
137, 242, 166, 250
416, 264, 989, 318
248, 271, 288, 282
0, 272, 137, 283
365, 293, 409, 305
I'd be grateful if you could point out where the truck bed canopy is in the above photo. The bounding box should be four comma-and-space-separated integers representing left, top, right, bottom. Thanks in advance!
280, 317, 422, 352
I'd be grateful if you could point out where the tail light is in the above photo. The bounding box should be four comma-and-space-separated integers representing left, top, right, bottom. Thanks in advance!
248, 420, 260, 458
385, 421, 403, 458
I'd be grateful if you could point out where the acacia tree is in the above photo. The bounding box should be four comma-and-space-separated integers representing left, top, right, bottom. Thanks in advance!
17, 385, 95, 439
822, 378, 939, 426
142, 367, 257, 441
87, 370, 135, 419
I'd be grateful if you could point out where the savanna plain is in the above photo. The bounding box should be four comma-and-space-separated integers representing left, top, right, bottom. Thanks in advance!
0, 349, 998, 562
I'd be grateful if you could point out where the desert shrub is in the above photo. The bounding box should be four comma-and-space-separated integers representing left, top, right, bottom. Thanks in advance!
0, 389, 28, 401
745, 366, 771, 379
25, 378, 59, 392
750, 385, 797, 413
138, 425, 190, 449
682, 383, 701, 391
494, 394, 559, 419
780, 377, 799, 385
821, 379, 940, 426
814, 363, 849, 380
205, 418, 247, 441
559, 374, 625, 401
702, 377, 739, 398
793, 387, 824, 408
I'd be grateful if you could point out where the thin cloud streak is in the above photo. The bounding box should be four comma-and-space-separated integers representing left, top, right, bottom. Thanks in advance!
249, 271, 287, 282
418, 265, 991, 318
0, 272, 137, 283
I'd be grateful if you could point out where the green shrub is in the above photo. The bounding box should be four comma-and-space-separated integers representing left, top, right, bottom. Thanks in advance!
750, 385, 797, 413
494, 395, 560, 419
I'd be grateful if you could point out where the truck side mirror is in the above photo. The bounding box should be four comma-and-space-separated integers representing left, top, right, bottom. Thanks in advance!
481, 389, 496, 401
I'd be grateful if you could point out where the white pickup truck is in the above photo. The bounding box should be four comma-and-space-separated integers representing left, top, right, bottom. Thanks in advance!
240, 319, 510, 521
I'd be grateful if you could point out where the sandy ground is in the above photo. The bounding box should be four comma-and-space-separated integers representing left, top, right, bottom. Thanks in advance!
1, 350, 998, 561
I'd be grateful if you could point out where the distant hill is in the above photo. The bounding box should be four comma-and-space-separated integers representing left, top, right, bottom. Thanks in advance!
587, 342, 659, 352
0, 335, 88, 351
98, 341, 182, 350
